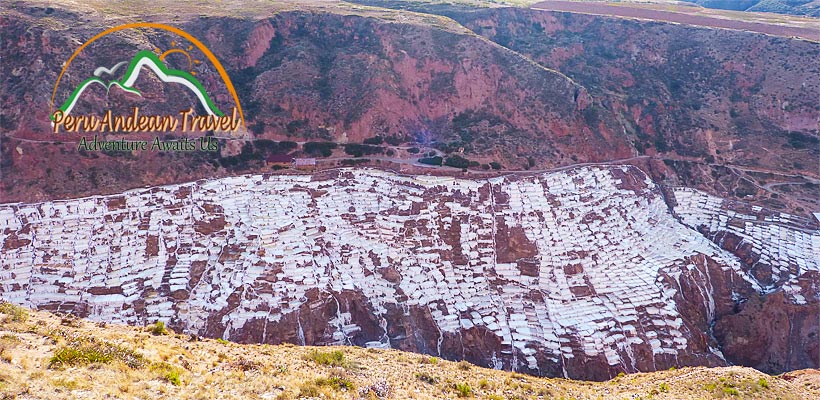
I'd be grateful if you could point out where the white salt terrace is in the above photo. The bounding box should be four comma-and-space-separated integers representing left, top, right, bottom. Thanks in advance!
1, 166, 817, 372
673, 187, 819, 302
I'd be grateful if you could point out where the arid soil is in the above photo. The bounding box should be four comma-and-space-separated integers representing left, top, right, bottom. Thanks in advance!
0, 307, 818, 399
531, 1, 820, 40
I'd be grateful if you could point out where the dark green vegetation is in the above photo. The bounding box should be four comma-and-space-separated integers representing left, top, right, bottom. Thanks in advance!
303, 142, 337, 158
443, 154, 479, 169
418, 156, 443, 166
340, 158, 369, 166
343, 143, 384, 157
210, 140, 298, 171
147, 321, 168, 336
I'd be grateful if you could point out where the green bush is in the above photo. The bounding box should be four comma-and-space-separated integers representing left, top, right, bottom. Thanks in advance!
286, 119, 307, 134
455, 382, 472, 397
305, 349, 347, 367
165, 369, 181, 386
303, 142, 337, 157
444, 155, 472, 169
316, 375, 354, 391
659, 382, 669, 392
758, 377, 769, 389
340, 158, 369, 166
344, 143, 383, 157
150, 362, 183, 386
723, 386, 739, 396
147, 321, 167, 336
419, 356, 439, 365
418, 156, 443, 166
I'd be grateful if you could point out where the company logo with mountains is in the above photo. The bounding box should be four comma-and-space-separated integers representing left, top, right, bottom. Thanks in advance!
49, 22, 245, 143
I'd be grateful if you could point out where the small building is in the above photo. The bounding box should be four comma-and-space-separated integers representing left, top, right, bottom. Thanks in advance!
266, 153, 294, 167
293, 158, 317, 168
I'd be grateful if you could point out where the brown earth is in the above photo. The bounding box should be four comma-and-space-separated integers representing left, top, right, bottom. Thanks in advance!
531, 1, 820, 41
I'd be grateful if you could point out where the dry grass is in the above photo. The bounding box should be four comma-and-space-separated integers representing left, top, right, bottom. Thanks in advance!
2, 0, 476, 33
0, 307, 818, 399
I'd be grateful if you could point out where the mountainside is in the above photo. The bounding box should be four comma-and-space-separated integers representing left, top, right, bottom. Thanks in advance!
2, 1, 818, 218
1, 0, 818, 385
353, 0, 820, 216
2, 1, 623, 203
2, 307, 818, 399
2, 166, 817, 380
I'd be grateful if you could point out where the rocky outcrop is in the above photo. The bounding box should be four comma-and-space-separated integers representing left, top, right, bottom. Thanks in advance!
1, 166, 817, 380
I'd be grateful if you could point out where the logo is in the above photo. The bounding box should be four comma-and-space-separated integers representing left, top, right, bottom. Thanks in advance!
50, 22, 246, 152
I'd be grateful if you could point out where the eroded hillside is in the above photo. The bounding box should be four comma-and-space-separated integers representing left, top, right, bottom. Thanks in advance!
1, 0, 817, 217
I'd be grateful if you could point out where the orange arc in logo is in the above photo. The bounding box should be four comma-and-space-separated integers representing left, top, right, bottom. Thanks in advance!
50, 22, 245, 129
159, 48, 194, 70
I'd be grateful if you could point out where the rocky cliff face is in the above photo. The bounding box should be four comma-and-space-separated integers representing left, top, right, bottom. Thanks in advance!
672, 186, 820, 374
1, 166, 816, 380
1, 3, 630, 204
3, 2, 817, 216
451, 7, 819, 161
370, 3, 820, 215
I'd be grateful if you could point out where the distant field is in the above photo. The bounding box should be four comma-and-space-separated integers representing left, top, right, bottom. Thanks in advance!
531, 1, 820, 41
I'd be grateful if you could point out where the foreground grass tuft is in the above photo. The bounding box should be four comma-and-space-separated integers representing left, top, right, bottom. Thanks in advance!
418, 355, 439, 364
304, 349, 347, 367
149, 361, 183, 386
147, 321, 167, 336
49, 336, 145, 369
416, 371, 439, 384
759, 377, 769, 389
0, 302, 28, 323
455, 381, 472, 397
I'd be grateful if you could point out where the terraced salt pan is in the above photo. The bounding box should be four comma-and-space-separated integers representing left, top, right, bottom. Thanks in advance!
1, 167, 816, 373
672, 187, 819, 302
